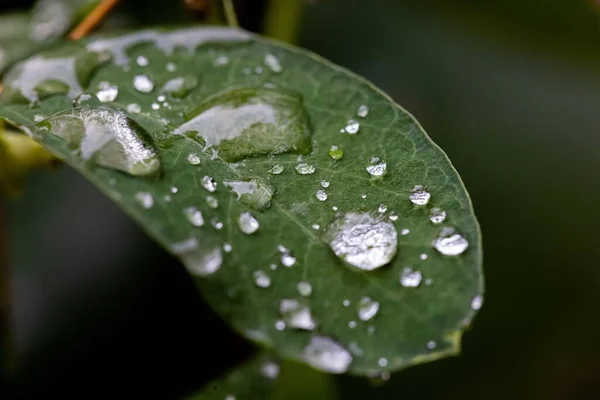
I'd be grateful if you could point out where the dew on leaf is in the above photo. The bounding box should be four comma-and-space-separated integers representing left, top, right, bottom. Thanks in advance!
238, 211, 259, 234
295, 163, 316, 175
133, 74, 154, 93
261, 362, 280, 380
320, 180, 330, 188
166, 62, 177, 72
297, 281, 312, 297
420, 253, 428, 260
279, 299, 315, 330
281, 252, 296, 267
325, 212, 398, 271
400, 228, 410, 235
136, 55, 149, 66
171, 187, 178, 194
348, 321, 357, 329
73, 92, 100, 107
224, 177, 274, 211
187, 153, 201, 165
253, 270, 271, 288
344, 119, 360, 134
343, 299, 351, 307
433, 227, 469, 256
409, 185, 430, 205
315, 189, 328, 202
366, 157, 386, 176
151, 102, 160, 110
400, 267, 422, 287
202, 176, 217, 192
275, 320, 285, 331
175, 241, 223, 277
214, 55, 229, 67
328, 145, 344, 160
378, 204, 387, 213
378, 358, 388, 367
427, 341, 437, 350
38, 107, 161, 176
268, 164, 284, 175
96, 81, 119, 103
357, 104, 370, 118
183, 206, 204, 227
358, 296, 379, 321
430, 208, 447, 224
162, 75, 198, 98
264, 53, 282, 72
135, 192, 154, 209
312, 224, 320, 230
471, 295, 483, 310
303, 336, 352, 374
127, 103, 141, 114
206, 195, 218, 209
211, 218, 224, 230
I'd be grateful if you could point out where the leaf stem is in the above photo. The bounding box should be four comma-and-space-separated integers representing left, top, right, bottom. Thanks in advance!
263, 0, 305, 43
222, 0, 239, 28
68, 0, 121, 40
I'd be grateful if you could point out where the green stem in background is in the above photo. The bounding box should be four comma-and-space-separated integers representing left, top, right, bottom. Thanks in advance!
222, 0, 239, 27
262, 0, 305, 43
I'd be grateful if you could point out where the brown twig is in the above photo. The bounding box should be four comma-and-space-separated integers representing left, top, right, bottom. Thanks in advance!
68, 0, 121, 40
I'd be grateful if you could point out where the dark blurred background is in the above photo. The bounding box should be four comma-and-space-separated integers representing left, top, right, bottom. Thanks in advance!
3, 0, 600, 399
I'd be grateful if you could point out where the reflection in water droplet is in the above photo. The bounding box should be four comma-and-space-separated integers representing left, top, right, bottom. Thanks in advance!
281, 252, 296, 267
268, 164, 284, 175
96, 81, 118, 102
279, 298, 315, 330
261, 362, 280, 379
297, 281, 312, 297
325, 212, 398, 271
135, 192, 154, 209
238, 212, 259, 234
224, 177, 274, 211
133, 74, 154, 93
400, 267, 422, 287
471, 295, 483, 310
378, 204, 388, 213
295, 163, 316, 175
433, 227, 469, 256
39, 107, 160, 176
183, 206, 204, 227
357, 104, 370, 118
344, 119, 360, 134
264, 53, 282, 72
430, 208, 447, 224
253, 270, 271, 288
303, 336, 352, 374
175, 86, 312, 162
202, 176, 217, 192
206, 195, 218, 209
366, 158, 386, 176
315, 189, 328, 202
409, 185, 430, 205
358, 296, 379, 321
187, 153, 201, 165
127, 103, 141, 114
172, 238, 223, 277
328, 145, 344, 160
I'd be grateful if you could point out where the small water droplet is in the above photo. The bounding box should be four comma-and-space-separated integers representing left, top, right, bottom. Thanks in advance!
223, 243, 232, 252
202, 176, 217, 192
214, 55, 229, 67
344, 119, 360, 134
163, 195, 171, 202
400, 228, 410, 235
328, 145, 344, 160
366, 158, 386, 176
320, 180, 330, 188
264, 53, 282, 72
389, 213, 398, 221
261, 362, 280, 379
136, 55, 149, 66
275, 320, 286, 331
73, 92, 100, 107
332, 206, 338, 211
238, 212, 259, 234
253, 270, 271, 288
187, 153, 201, 165
325, 212, 398, 271
151, 103, 160, 110
166, 62, 177, 72
343, 299, 351, 307
409, 185, 430, 205
269, 263, 278, 271
357, 104, 370, 118
427, 340, 437, 350
157, 95, 166, 102
433, 227, 469, 256
211, 218, 224, 230
348, 321, 357, 329
255, 66, 263, 74
348, 342, 364, 357
206, 195, 218, 209
420, 253, 428, 260
368, 326, 376, 335
279, 298, 315, 330
312, 224, 320, 230
133, 74, 154, 93
225, 395, 235, 400
162, 75, 198, 98
430, 208, 447, 224
315, 189, 328, 201
361, 194, 367, 199
378, 358, 388, 367
297, 281, 312, 297
127, 103, 142, 114
281, 252, 296, 267
135, 192, 154, 209
96, 81, 118, 102
172, 238, 222, 277
425, 278, 433, 286
171, 187, 178, 194
183, 206, 204, 227
358, 296, 379, 321
400, 267, 422, 287
471, 295, 483, 310
303, 336, 352, 374
224, 177, 274, 211
378, 204, 388, 213
268, 164, 284, 175
295, 163, 316, 175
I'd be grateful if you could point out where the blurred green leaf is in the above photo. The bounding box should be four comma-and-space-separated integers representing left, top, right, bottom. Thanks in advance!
0, 26, 482, 376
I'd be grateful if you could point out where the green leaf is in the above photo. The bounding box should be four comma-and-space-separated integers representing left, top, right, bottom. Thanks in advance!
0, 26, 483, 376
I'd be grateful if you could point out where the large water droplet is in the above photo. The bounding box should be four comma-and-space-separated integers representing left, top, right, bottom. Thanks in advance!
328, 145, 344, 160
400, 267, 422, 287
303, 336, 352, 374
358, 296, 379, 321
433, 227, 469, 256
409, 185, 430, 205
38, 107, 161, 176
183, 206, 204, 227
295, 163, 316, 175
96, 81, 119, 102
175, 86, 312, 162
253, 270, 271, 288
366, 157, 386, 176
172, 238, 222, 277
344, 119, 360, 134
279, 299, 316, 330
162, 75, 198, 98
224, 177, 274, 211
325, 212, 398, 271
133, 74, 154, 93
238, 212, 259, 234
429, 208, 447, 224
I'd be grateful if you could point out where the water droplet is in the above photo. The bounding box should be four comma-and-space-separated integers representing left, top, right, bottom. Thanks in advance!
275, 320, 286, 330
297, 281, 312, 297
433, 227, 469, 256
357, 104, 370, 118
361, 194, 367, 199
430, 208, 447, 224
320, 180, 330, 188
214, 55, 229, 67
281, 252, 297, 267
348, 342, 364, 357
315, 189, 328, 202
325, 212, 398, 271
187, 153, 201, 165
378, 358, 388, 367
420, 253, 428, 260
163, 195, 171, 202
348, 321, 357, 329
366, 158, 386, 176
183, 206, 204, 227
253, 270, 271, 288
471, 295, 483, 310
303, 336, 352, 374
166, 62, 177, 72
96, 81, 119, 102
400, 228, 410, 235
409, 185, 430, 205
269, 263, 278, 270
73, 92, 100, 107
312, 224, 320, 230
157, 95, 166, 102
224, 177, 274, 211
279, 299, 315, 330
202, 176, 217, 192
135, 192, 154, 209
344, 119, 360, 134
425, 278, 433, 286
378, 204, 388, 213
175, 86, 312, 162
268, 164, 284, 175
255, 66, 263, 74
151, 103, 160, 110
172, 239, 223, 277
133, 74, 154, 93
162, 75, 198, 98
389, 213, 398, 221
332, 206, 338, 211
358, 296, 379, 321
238, 212, 259, 234
427, 341, 437, 349
295, 163, 316, 175
211, 218, 224, 230
328, 145, 344, 160
261, 362, 280, 379
206, 195, 218, 209
136, 55, 149, 66
171, 187, 179, 194
368, 326, 376, 335
264, 53, 282, 73
343, 299, 351, 307
400, 267, 422, 287
225, 395, 235, 400
39, 107, 160, 176
127, 103, 142, 114
223, 243, 232, 252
